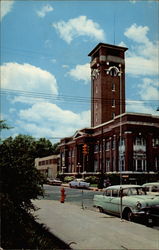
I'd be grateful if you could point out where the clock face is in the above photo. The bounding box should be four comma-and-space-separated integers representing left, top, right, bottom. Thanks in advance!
106, 66, 120, 77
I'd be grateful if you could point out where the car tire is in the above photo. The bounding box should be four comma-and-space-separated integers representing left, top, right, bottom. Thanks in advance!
123, 209, 133, 221
99, 207, 104, 213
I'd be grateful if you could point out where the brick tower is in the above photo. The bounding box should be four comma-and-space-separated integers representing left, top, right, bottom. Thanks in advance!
88, 43, 128, 127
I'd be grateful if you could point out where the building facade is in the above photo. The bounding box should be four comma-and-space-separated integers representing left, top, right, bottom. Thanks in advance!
59, 43, 159, 183
35, 155, 59, 178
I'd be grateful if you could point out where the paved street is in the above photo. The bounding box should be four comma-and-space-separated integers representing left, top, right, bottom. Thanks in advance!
34, 198, 159, 250
43, 184, 98, 211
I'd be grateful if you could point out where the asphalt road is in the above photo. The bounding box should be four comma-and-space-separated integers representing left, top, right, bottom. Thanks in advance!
42, 184, 97, 211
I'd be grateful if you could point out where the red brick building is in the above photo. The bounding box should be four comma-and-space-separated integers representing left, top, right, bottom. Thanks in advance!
59, 43, 159, 183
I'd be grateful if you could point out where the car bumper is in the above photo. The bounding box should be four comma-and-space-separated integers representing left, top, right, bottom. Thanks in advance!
133, 205, 159, 225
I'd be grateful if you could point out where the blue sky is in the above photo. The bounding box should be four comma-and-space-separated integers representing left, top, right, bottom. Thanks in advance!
1, 0, 159, 143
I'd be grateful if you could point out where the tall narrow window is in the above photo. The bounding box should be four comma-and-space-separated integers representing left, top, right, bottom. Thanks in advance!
112, 82, 115, 91
112, 99, 115, 107
112, 112, 115, 119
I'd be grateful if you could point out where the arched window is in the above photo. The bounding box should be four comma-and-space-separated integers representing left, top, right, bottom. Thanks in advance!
134, 137, 146, 146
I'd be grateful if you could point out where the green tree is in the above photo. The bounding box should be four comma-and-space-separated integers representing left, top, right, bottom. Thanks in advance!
52, 142, 60, 154
0, 120, 13, 130
0, 134, 45, 248
34, 137, 54, 158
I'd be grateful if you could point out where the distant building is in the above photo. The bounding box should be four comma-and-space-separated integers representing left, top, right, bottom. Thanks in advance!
59, 43, 159, 183
35, 155, 59, 178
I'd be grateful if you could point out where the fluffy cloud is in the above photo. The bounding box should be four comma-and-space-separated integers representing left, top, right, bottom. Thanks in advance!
124, 24, 149, 44
126, 56, 157, 76
68, 63, 90, 83
1, 0, 14, 21
18, 102, 90, 138
1, 63, 58, 102
124, 23, 159, 76
126, 100, 158, 116
36, 4, 53, 18
138, 78, 159, 101
126, 77, 159, 115
52, 16, 105, 43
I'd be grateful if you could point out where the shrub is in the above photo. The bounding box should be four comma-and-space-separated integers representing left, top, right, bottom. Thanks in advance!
64, 176, 74, 183
85, 176, 98, 184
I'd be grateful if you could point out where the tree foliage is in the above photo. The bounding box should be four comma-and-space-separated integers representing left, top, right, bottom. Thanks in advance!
0, 133, 58, 248
0, 120, 13, 130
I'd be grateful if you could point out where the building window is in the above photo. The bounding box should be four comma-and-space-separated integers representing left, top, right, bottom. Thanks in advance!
119, 156, 125, 171
153, 138, 159, 147
134, 137, 146, 146
112, 82, 115, 91
112, 99, 115, 107
155, 156, 159, 171
112, 112, 115, 119
112, 138, 116, 149
112, 158, 116, 171
106, 159, 110, 172
105, 141, 110, 151
94, 144, 99, 152
94, 160, 98, 172
133, 155, 147, 172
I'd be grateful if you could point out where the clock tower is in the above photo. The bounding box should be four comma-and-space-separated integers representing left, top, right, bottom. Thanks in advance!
88, 43, 128, 127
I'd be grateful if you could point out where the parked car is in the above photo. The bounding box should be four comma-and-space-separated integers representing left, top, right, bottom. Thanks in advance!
47, 178, 62, 186
69, 179, 90, 189
93, 184, 159, 225
142, 182, 159, 196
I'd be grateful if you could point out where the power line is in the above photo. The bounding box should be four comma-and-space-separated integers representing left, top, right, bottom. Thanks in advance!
1, 88, 158, 106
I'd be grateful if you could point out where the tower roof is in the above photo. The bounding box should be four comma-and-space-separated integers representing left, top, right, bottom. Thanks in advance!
88, 43, 128, 57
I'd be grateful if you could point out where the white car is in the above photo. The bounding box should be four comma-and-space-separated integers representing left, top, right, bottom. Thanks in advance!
142, 182, 159, 196
69, 179, 90, 189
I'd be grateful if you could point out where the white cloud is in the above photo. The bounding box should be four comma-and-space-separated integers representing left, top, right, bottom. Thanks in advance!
1, 0, 14, 21
126, 100, 158, 116
126, 56, 158, 76
52, 15, 105, 44
124, 23, 159, 76
18, 102, 90, 138
126, 77, 159, 115
36, 4, 53, 18
125, 24, 149, 44
68, 63, 90, 83
138, 78, 159, 100
1, 63, 58, 103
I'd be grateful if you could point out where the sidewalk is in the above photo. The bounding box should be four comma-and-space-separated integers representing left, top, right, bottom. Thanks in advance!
33, 199, 159, 250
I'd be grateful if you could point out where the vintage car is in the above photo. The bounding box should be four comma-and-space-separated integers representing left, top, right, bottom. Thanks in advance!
47, 178, 62, 186
69, 179, 90, 189
93, 184, 159, 225
142, 182, 159, 196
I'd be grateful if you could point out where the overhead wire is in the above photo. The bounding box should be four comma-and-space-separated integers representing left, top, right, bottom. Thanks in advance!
1, 88, 158, 107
